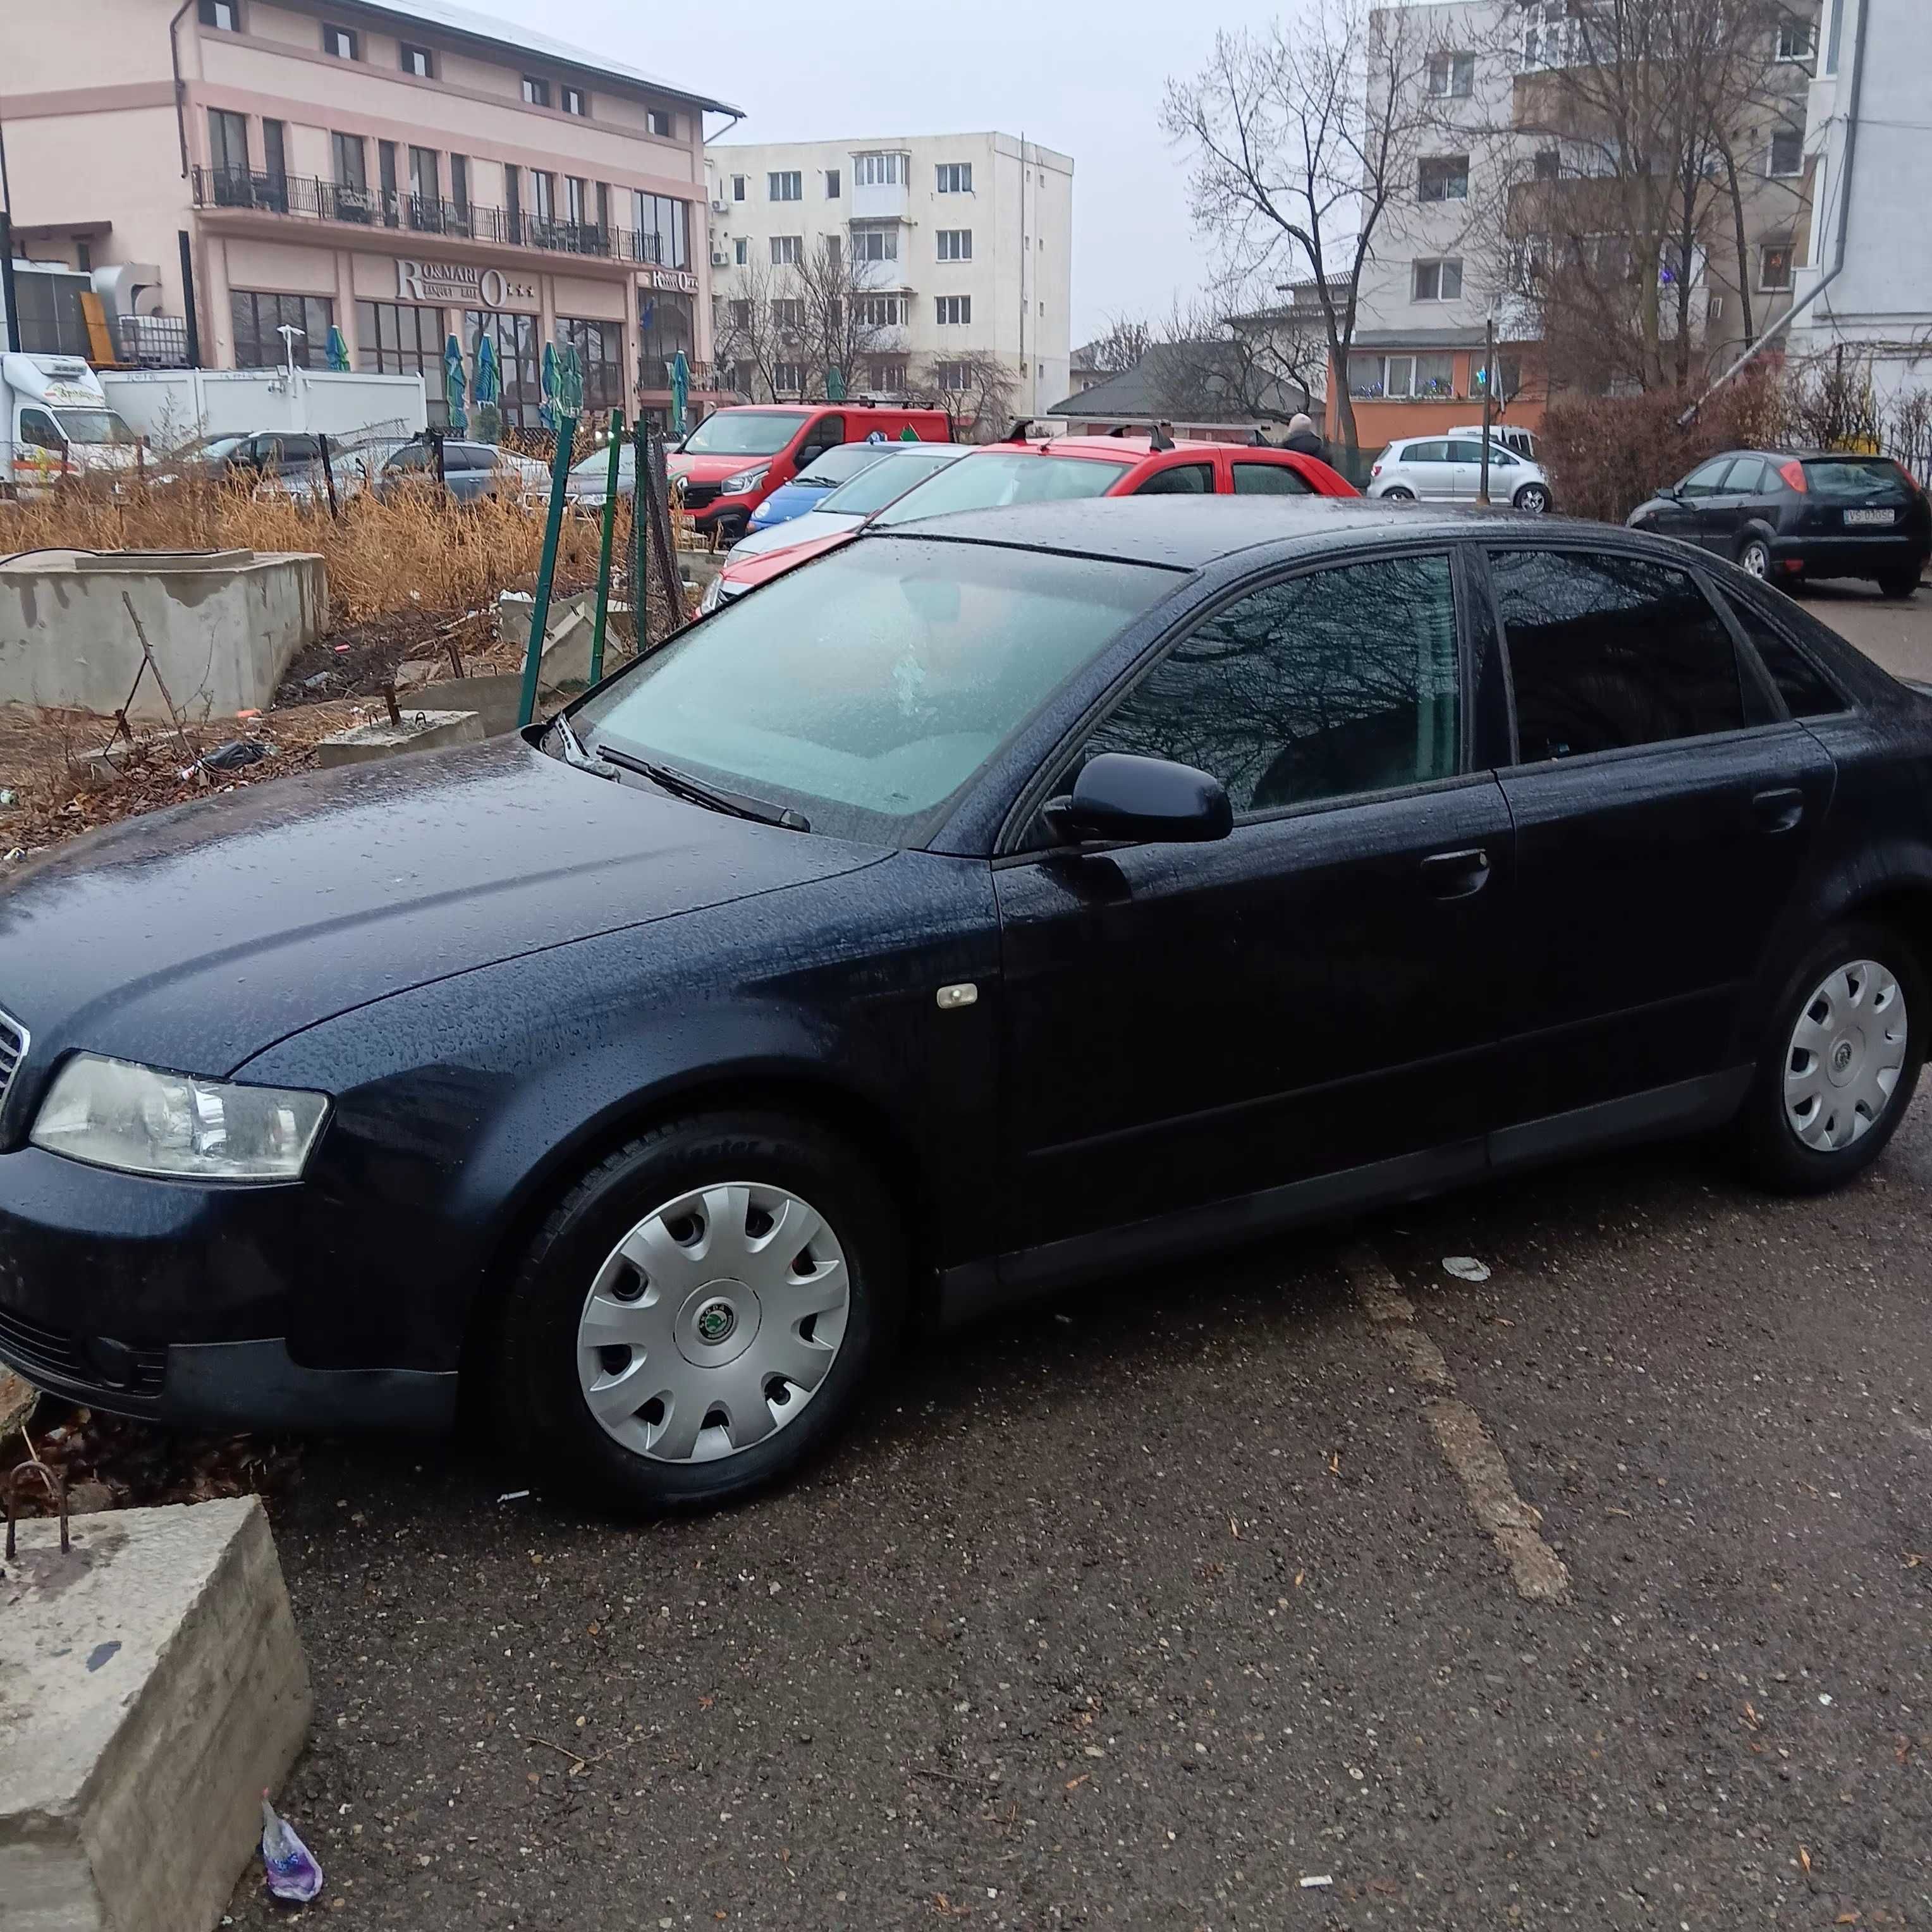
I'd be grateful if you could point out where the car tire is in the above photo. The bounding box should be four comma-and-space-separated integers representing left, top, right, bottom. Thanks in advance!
1739, 536, 1773, 578
1878, 569, 1921, 599
1381, 486, 1415, 501
492, 1111, 905, 1513
1736, 921, 1924, 1195
1512, 482, 1551, 513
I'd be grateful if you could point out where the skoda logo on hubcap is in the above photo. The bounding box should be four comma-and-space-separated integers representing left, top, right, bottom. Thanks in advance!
695, 1299, 737, 1345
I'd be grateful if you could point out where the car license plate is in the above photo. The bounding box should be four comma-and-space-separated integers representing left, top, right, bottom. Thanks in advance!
1845, 507, 1896, 526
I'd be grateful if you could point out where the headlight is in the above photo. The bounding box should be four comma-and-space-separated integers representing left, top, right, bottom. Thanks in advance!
721, 465, 767, 496
30, 1054, 329, 1183
699, 573, 725, 614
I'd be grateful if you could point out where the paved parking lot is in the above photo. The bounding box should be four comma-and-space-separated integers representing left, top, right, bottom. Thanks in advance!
1804, 577, 1932, 682
231, 1091, 1932, 1931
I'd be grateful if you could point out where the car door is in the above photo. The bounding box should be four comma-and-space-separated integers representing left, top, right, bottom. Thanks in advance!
1652, 456, 1733, 544
1130, 456, 1216, 496
1714, 455, 1769, 558
1446, 438, 1489, 501
993, 546, 1517, 1259
790, 412, 845, 478
1482, 542, 1835, 1136
1405, 439, 1453, 499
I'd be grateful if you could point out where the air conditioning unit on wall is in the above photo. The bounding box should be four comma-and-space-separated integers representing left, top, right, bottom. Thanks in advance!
711, 250, 730, 267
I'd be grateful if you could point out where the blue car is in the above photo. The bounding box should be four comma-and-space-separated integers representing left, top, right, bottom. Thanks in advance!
745, 440, 902, 533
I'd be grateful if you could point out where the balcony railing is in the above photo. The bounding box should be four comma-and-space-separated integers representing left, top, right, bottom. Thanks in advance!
191, 168, 690, 269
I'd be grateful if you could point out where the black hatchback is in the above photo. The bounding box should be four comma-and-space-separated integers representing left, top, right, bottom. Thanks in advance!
1627, 448, 1930, 596
3, 500, 1929, 1512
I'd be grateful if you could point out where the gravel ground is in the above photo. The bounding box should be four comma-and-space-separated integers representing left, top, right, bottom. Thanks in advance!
224, 1097, 1932, 1930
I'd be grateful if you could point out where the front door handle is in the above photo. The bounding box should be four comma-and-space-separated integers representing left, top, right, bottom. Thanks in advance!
1751, 786, 1806, 835
1419, 847, 1491, 900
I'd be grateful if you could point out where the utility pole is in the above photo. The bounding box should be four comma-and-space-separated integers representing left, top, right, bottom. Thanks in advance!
1477, 310, 1496, 505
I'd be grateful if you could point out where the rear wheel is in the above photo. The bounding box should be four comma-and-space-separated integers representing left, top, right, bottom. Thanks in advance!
494, 1111, 905, 1512
1878, 568, 1921, 599
1737, 922, 1923, 1193
1739, 535, 1773, 578
1512, 482, 1552, 514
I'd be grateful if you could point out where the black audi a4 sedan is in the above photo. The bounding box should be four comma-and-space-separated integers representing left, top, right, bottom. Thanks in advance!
1627, 448, 1931, 596
3, 499, 1928, 1510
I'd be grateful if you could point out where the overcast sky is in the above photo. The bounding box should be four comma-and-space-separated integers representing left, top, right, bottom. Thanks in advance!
477, 0, 1299, 343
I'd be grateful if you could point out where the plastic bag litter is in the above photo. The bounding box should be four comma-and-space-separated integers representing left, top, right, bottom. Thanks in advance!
260, 1794, 323, 1902
202, 740, 269, 772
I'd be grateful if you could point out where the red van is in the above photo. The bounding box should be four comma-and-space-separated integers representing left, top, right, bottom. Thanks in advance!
669, 403, 954, 541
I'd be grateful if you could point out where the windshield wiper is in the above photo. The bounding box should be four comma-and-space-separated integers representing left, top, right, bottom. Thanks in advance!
545, 711, 616, 777
590, 742, 810, 831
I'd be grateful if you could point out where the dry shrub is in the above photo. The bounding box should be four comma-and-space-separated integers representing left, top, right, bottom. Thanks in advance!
1539, 368, 1788, 525
0, 480, 606, 625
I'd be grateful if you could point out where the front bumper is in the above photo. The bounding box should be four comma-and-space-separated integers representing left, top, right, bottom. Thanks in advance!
0, 1147, 456, 1431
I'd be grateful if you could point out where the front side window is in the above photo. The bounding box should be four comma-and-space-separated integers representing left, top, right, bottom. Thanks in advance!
1080, 556, 1462, 815
18, 408, 64, 450
874, 453, 1130, 525
1491, 548, 1746, 761
575, 539, 1174, 844
1679, 456, 1735, 496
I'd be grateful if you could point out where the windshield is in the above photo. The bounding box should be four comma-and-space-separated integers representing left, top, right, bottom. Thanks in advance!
818, 448, 967, 516
176, 432, 250, 463
872, 451, 1132, 527
793, 444, 892, 489
680, 410, 809, 458
574, 536, 1175, 845
1803, 456, 1913, 499
570, 441, 635, 482
52, 409, 136, 446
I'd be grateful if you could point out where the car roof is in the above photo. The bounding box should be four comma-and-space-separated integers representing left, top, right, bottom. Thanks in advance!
959, 434, 1202, 465
871, 494, 1613, 570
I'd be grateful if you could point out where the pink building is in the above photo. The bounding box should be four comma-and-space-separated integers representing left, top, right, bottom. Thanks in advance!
1, 0, 738, 428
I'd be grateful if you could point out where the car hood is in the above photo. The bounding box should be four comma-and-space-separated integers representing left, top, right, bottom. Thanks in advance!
0, 735, 884, 1084
729, 510, 864, 561
669, 452, 771, 487
722, 531, 852, 590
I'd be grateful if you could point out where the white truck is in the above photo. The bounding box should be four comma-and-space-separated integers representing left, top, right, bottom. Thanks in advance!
101, 367, 428, 455
1, 352, 143, 496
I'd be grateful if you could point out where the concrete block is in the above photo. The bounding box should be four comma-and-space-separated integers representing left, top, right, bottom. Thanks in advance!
400, 673, 523, 736
0, 549, 328, 724
314, 708, 486, 767
496, 587, 592, 652
0, 1496, 312, 1932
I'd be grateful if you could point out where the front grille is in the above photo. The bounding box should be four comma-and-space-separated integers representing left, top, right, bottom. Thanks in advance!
681, 482, 721, 510
0, 1006, 23, 1113
0, 1304, 167, 1399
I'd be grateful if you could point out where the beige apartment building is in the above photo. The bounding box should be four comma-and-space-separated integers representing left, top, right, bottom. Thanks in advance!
1, 0, 738, 428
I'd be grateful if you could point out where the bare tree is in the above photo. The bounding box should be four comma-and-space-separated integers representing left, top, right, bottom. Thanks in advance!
907, 351, 1018, 441
791, 238, 910, 399
1089, 315, 1154, 374
1163, 0, 1451, 452
1142, 283, 1327, 425
712, 256, 794, 403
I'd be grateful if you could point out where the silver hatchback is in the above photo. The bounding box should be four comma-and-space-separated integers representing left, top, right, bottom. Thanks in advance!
1368, 434, 1554, 513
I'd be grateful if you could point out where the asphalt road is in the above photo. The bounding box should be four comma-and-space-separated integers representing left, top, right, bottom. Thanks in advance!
1803, 576, 1932, 682
228, 1087, 1932, 1931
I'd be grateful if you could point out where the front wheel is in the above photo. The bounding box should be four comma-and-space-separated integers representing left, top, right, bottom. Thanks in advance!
1739, 536, 1772, 578
1737, 922, 1923, 1194
1381, 485, 1415, 501
1512, 482, 1552, 514
494, 1112, 905, 1512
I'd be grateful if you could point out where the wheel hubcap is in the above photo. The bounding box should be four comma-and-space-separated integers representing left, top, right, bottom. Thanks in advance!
1744, 543, 1770, 576
576, 1182, 850, 1464
1783, 958, 1909, 1152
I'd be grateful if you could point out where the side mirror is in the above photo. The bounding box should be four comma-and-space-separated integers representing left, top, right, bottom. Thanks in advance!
1660, 482, 1682, 499
1044, 752, 1233, 847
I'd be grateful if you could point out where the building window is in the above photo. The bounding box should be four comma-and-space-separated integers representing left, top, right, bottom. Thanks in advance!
556, 319, 623, 410
825, 168, 841, 198
771, 298, 804, 331
231, 290, 331, 368
521, 76, 550, 107
504, 164, 521, 231
1759, 242, 1795, 291
1769, 128, 1804, 176
331, 130, 366, 189
647, 109, 673, 137
1347, 352, 1456, 400
853, 228, 898, 262
450, 153, 469, 221
565, 176, 588, 225
1824, 0, 1843, 73
1533, 148, 1560, 181
774, 361, 807, 394
321, 21, 357, 58
855, 295, 906, 327
727, 300, 750, 333
198, 0, 239, 29
207, 109, 249, 198
561, 85, 587, 116
639, 290, 695, 381
377, 140, 399, 227
870, 357, 907, 391
934, 359, 972, 392
853, 152, 903, 186
937, 229, 972, 261
936, 162, 973, 194
1428, 50, 1474, 97
1776, 20, 1814, 59
408, 145, 440, 228
531, 170, 556, 222
356, 300, 448, 420
465, 309, 538, 426
400, 42, 432, 76
936, 295, 971, 326
1418, 156, 1469, 202
769, 171, 802, 202
1413, 258, 1464, 302
771, 235, 802, 266
733, 236, 747, 266
731, 174, 746, 201
631, 192, 690, 267
825, 232, 841, 266
262, 118, 286, 192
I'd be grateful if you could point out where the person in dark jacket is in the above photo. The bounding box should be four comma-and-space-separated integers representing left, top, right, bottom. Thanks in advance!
1282, 411, 1326, 459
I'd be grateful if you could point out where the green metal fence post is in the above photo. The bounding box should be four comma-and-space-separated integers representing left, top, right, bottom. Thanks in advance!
518, 413, 578, 730
589, 411, 623, 686
632, 415, 649, 650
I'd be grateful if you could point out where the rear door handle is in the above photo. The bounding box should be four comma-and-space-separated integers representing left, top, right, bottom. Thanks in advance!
1419, 847, 1491, 900
1751, 786, 1806, 835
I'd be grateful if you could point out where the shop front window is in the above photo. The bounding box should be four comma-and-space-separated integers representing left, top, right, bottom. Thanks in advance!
358, 299, 449, 424
556, 317, 625, 412
232, 290, 332, 368
465, 308, 539, 428
639, 290, 694, 386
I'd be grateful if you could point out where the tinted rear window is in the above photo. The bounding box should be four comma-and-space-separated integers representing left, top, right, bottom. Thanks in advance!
1802, 458, 1913, 499
1721, 592, 1846, 717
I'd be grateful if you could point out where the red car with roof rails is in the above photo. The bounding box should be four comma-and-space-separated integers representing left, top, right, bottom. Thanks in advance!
699, 422, 1357, 611
669, 401, 954, 543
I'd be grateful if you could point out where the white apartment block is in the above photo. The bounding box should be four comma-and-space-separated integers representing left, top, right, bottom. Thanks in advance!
702, 132, 1072, 419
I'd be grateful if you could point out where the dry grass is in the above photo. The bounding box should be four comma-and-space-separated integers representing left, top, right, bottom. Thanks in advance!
0, 480, 611, 625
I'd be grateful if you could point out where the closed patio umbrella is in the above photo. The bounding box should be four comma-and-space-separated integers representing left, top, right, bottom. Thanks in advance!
443, 335, 468, 436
